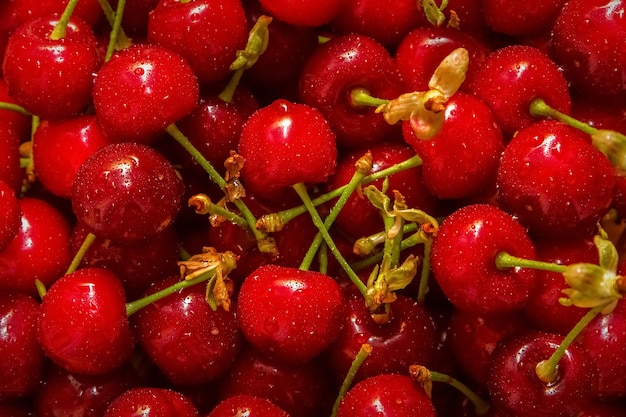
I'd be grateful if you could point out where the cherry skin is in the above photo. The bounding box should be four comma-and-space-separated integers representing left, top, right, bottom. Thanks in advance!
105, 0, 160, 37
147, 0, 248, 85
0, 197, 72, 295
103, 387, 199, 417
92, 43, 200, 144
481, 0, 567, 36
32, 115, 111, 199
0, 122, 22, 193
496, 120, 616, 239
0, 179, 20, 252
236, 264, 345, 364
403, 92, 505, 200
257, 0, 344, 27
207, 395, 291, 417
550, 0, 626, 103
487, 331, 598, 416
2, 16, 101, 120
298, 33, 405, 148
132, 275, 243, 386
336, 373, 437, 417
0, 78, 31, 140
71, 142, 185, 243
430, 204, 537, 315
1, 0, 104, 29
238, 99, 337, 203
466, 45, 572, 137
38, 267, 135, 375
0, 292, 45, 400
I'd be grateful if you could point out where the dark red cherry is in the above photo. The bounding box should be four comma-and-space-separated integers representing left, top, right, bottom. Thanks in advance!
92, 43, 199, 144
467, 45, 572, 137
488, 331, 598, 416
0, 292, 45, 400
430, 204, 537, 315
133, 276, 243, 385
104, 387, 199, 417
0, 78, 31, 140
2, 16, 101, 120
238, 99, 337, 203
33, 115, 111, 198
0, 197, 72, 295
299, 33, 405, 148
0, 122, 22, 193
147, 0, 248, 85
2, 0, 104, 28
38, 267, 135, 375
257, 0, 343, 27
403, 92, 504, 200
496, 120, 616, 239
236, 264, 345, 364
207, 395, 291, 417
482, 0, 567, 36
106, 0, 160, 37
550, 0, 626, 103
71, 142, 185, 243
0, 180, 20, 252
336, 373, 437, 417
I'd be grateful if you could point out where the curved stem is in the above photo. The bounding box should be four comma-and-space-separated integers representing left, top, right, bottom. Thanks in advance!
0, 101, 30, 116
50, 0, 80, 40
529, 98, 597, 135
65, 232, 97, 275
330, 344, 372, 417
495, 251, 567, 273
349, 88, 390, 108
429, 370, 490, 416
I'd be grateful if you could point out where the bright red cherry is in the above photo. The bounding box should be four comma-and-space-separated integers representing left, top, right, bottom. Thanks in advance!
103, 387, 199, 417
207, 395, 291, 417
257, 0, 344, 27
38, 267, 135, 375
92, 43, 199, 144
0, 179, 20, 251
71, 142, 185, 243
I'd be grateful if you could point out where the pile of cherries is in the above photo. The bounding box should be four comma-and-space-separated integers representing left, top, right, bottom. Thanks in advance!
1, 0, 626, 416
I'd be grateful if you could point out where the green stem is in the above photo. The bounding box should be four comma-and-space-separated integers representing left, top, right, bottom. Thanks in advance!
416, 239, 432, 305
218, 68, 244, 103
350, 225, 423, 271
96, 0, 132, 50
330, 344, 372, 417
317, 241, 329, 275
349, 88, 390, 108
429, 370, 490, 416
529, 98, 597, 135
292, 183, 367, 297
495, 251, 567, 273
105, 0, 127, 62
65, 232, 97, 275
0, 101, 30, 116
50, 0, 80, 40
188, 193, 248, 228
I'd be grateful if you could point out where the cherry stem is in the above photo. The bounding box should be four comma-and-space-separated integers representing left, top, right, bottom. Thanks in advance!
317, 241, 329, 275
349, 88, 390, 108
330, 343, 373, 417
50, 0, 80, 40
535, 302, 607, 383
381, 210, 403, 271
299, 151, 372, 271
292, 182, 367, 297
495, 251, 567, 273
428, 369, 490, 416
166, 123, 275, 255
0, 101, 30, 116
65, 232, 97, 275
96, 0, 132, 50
218, 68, 244, 103
188, 194, 248, 229
416, 239, 432, 305
350, 223, 421, 270
105, 0, 127, 62
529, 98, 597, 136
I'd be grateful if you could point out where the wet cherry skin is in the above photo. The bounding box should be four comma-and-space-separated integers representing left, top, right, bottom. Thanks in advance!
207, 395, 291, 417
0, 179, 20, 252
257, 0, 344, 27
0, 122, 22, 193
103, 387, 200, 417
481, 0, 567, 36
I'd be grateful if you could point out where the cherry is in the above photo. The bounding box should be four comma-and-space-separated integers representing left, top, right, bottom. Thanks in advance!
147, 0, 248, 85
132, 275, 243, 386
0, 292, 45, 400
430, 204, 537, 315
572, 399, 626, 416
487, 331, 598, 416
2, 16, 101, 120
0, 179, 20, 252
103, 387, 200, 417
325, 293, 437, 385
298, 33, 405, 148
71, 142, 185, 243
0, 78, 31, 140
0, 197, 72, 295
32, 115, 111, 199
466, 45, 572, 137
496, 120, 616, 239
105, 0, 160, 37
550, 0, 626, 104
336, 373, 436, 417
257, 0, 344, 27
207, 395, 291, 417
237, 99, 337, 203
236, 264, 344, 364
481, 0, 567, 36
1, 0, 104, 29
34, 363, 142, 417
403, 92, 504, 200
92, 43, 200, 144
0, 122, 22, 193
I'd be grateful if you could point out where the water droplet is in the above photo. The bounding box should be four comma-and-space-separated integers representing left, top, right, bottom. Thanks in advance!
134, 67, 145, 76
263, 317, 279, 334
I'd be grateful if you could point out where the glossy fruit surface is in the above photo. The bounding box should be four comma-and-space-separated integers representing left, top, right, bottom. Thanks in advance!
103, 387, 199, 417
207, 395, 291, 417
0, 179, 20, 251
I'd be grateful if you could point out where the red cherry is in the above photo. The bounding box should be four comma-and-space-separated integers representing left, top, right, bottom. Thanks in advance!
71, 142, 185, 243
0, 292, 45, 400
430, 204, 537, 315
497, 120, 616, 239
298, 33, 405, 148
467, 45, 572, 137
481, 0, 567, 36
0, 179, 20, 252
0, 78, 31, 140
2, 0, 104, 28
336, 373, 437, 417
106, 0, 160, 37
133, 276, 243, 385
207, 395, 291, 417
103, 387, 200, 417
92, 43, 199, 144
257, 0, 344, 27
238, 99, 337, 203
32, 115, 111, 198
236, 264, 345, 364
2, 16, 101, 120
0, 197, 72, 295
147, 0, 248, 85
0, 122, 22, 193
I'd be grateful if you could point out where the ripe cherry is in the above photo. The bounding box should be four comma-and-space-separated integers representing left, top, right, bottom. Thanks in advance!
236, 264, 345, 364
0, 78, 31, 140
481, 0, 566, 36
207, 395, 291, 417
0, 122, 22, 193
71, 142, 185, 243
103, 387, 200, 417
0, 179, 20, 252
257, 0, 344, 27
